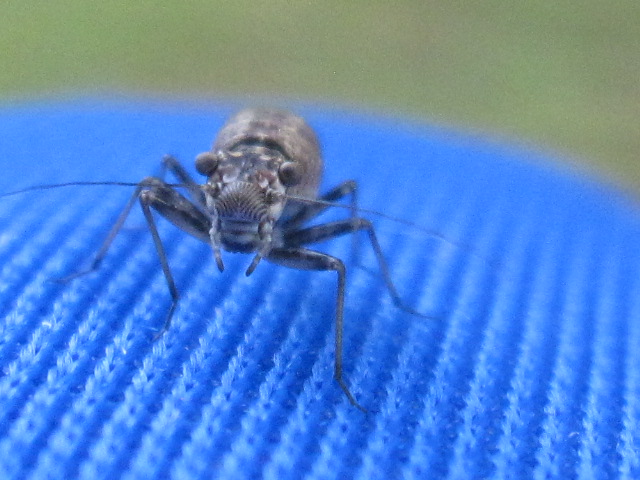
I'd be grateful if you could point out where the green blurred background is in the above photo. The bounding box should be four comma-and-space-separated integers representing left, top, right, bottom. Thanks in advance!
1, 1, 638, 188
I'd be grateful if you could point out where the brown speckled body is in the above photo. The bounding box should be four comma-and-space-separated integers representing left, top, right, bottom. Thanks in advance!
45, 107, 419, 410
212, 108, 322, 202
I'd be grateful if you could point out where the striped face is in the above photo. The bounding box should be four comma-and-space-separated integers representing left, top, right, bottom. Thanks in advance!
203, 145, 288, 254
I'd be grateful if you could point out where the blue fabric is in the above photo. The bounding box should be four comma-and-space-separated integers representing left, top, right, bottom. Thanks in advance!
0, 100, 638, 480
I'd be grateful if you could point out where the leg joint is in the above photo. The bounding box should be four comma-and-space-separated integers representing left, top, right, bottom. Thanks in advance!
328, 256, 345, 273
139, 176, 164, 188
351, 217, 372, 230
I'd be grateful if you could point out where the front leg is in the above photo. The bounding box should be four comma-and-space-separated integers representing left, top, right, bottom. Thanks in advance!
266, 247, 365, 412
57, 156, 206, 283
137, 178, 212, 337
58, 175, 212, 339
285, 218, 430, 319
160, 155, 207, 209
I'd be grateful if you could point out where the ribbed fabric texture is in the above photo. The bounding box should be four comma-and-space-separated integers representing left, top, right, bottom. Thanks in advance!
0, 101, 638, 480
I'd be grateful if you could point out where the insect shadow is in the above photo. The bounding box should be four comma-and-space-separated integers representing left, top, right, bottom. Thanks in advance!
2, 108, 449, 412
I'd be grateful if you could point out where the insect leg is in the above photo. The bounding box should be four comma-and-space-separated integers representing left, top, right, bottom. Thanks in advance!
138, 188, 179, 338
58, 173, 211, 338
159, 155, 206, 208
136, 178, 211, 337
284, 218, 429, 319
57, 154, 206, 283
55, 182, 146, 282
282, 180, 360, 263
266, 247, 365, 412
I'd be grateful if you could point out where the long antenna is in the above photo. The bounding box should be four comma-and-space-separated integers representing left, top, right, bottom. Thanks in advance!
0, 181, 493, 265
0, 181, 143, 198
284, 193, 471, 248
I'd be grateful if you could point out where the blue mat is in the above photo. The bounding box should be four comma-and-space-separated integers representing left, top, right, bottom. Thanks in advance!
0, 100, 638, 480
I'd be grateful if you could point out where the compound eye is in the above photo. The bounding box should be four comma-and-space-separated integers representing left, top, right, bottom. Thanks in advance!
195, 152, 219, 176
278, 161, 302, 187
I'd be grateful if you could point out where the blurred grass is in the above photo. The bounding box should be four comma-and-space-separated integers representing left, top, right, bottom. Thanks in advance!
1, 1, 638, 188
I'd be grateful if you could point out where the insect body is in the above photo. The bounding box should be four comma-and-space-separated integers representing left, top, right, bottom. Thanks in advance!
58, 109, 425, 411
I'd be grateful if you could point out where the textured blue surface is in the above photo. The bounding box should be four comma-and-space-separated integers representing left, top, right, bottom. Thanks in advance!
0, 100, 639, 479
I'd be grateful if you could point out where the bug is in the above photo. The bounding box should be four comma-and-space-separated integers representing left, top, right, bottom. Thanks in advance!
7, 109, 428, 411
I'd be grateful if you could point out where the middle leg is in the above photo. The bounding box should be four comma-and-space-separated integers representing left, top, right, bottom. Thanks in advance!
281, 180, 361, 263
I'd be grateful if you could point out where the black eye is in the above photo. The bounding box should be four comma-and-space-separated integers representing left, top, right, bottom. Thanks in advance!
195, 152, 219, 176
278, 161, 302, 186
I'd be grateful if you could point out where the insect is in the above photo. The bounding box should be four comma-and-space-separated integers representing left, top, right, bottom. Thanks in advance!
6, 109, 429, 411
